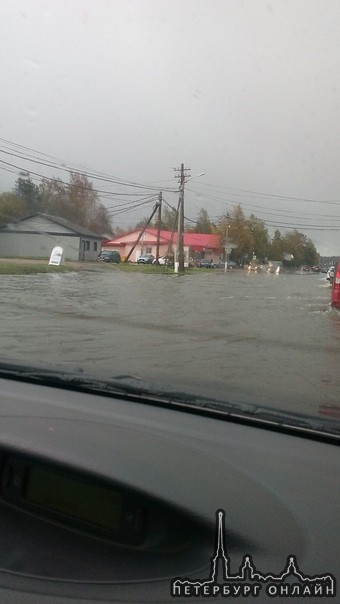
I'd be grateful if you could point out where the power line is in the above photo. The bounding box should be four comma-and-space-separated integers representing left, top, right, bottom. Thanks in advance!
0, 158, 163, 201
0, 138, 178, 193
187, 186, 340, 218
196, 181, 340, 205
107, 197, 159, 217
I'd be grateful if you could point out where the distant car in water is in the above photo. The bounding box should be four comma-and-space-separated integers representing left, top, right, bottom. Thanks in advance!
326, 266, 335, 283
97, 250, 121, 263
248, 261, 259, 272
331, 260, 340, 309
137, 254, 154, 264
267, 261, 282, 274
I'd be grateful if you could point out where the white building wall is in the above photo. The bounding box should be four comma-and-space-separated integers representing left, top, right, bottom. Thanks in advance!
0, 214, 103, 261
0, 232, 82, 260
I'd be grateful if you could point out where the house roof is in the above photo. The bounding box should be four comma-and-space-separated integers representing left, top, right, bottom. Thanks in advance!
0, 213, 105, 239
103, 228, 221, 250
183, 232, 221, 249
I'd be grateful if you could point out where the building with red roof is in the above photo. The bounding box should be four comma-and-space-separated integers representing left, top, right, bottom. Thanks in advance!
102, 228, 222, 263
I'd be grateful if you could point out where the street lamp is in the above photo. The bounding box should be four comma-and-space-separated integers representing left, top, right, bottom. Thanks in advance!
174, 171, 205, 274
224, 243, 237, 272
283, 241, 307, 267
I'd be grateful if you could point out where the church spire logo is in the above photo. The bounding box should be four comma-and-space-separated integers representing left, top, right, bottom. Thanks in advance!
171, 510, 336, 599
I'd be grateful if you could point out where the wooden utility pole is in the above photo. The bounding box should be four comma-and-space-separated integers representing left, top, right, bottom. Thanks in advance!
124, 202, 160, 263
155, 191, 162, 263
174, 164, 190, 273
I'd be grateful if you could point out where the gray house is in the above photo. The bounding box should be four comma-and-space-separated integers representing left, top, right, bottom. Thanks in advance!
0, 213, 104, 261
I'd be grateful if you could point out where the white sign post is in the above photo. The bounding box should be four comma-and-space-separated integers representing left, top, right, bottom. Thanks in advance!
49, 246, 64, 266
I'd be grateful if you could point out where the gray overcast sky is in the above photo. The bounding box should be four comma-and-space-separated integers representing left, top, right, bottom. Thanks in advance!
1, 0, 340, 255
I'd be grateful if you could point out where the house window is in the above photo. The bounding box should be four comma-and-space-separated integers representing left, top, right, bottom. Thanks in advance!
146, 247, 152, 254
93, 241, 98, 252
86, 241, 90, 251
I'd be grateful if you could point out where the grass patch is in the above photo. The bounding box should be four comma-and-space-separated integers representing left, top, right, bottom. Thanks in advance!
113, 263, 198, 275
0, 262, 73, 275
0, 259, 200, 276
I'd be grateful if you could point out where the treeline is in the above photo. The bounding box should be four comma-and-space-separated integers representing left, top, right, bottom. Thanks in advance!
0, 173, 113, 235
215, 205, 319, 267
0, 173, 319, 266
139, 204, 320, 267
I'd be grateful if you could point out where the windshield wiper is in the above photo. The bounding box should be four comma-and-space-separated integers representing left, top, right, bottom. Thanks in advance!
0, 361, 338, 444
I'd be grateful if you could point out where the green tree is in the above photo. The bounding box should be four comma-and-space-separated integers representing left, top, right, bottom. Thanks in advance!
39, 176, 67, 216
303, 240, 319, 266
248, 214, 269, 260
14, 173, 41, 213
281, 230, 319, 267
0, 192, 28, 225
218, 205, 254, 264
39, 173, 112, 235
193, 208, 212, 233
135, 216, 149, 229
67, 173, 100, 225
217, 212, 231, 245
153, 205, 178, 231
269, 229, 284, 260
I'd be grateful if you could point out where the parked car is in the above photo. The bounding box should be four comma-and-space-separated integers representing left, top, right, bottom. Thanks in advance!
331, 260, 340, 309
212, 260, 227, 269
152, 255, 172, 266
97, 250, 121, 263
137, 254, 154, 264
198, 259, 213, 268
211, 260, 237, 269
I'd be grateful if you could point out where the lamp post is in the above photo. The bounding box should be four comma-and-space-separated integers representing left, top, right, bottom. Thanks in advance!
174, 171, 205, 274
283, 240, 307, 269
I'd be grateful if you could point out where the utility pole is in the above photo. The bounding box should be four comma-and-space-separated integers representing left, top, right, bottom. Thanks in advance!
225, 212, 230, 272
174, 163, 190, 273
155, 191, 162, 263
124, 202, 160, 263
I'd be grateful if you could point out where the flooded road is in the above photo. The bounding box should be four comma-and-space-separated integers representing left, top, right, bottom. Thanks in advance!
1, 269, 339, 418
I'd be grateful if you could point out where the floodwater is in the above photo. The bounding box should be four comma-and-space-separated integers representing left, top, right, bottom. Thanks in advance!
1, 268, 339, 419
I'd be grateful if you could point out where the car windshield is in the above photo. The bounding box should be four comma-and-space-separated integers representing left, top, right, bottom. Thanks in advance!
0, 0, 340, 436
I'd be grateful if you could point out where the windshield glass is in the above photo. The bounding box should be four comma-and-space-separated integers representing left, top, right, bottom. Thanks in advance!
0, 0, 339, 433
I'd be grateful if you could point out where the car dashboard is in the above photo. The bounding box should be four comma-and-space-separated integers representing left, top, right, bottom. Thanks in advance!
0, 375, 338, 603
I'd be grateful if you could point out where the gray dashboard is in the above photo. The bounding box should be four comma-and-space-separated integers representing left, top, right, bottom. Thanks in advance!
0, 377, 338, 603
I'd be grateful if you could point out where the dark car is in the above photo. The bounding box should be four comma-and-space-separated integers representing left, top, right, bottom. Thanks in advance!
331, 260, 340, 309
137, 254, 155, 264
97, 250, 121, 263
198, 259, 214, 268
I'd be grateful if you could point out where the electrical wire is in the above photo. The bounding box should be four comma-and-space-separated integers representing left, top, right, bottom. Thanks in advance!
0, 138, 178, 192
196, 180, 340, 205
